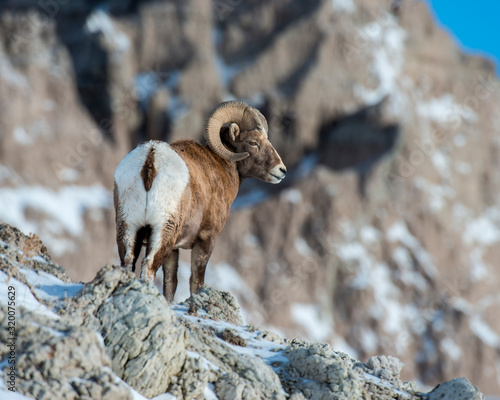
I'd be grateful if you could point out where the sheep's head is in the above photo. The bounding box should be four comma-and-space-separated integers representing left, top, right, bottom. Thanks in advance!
204, 101, 287, 184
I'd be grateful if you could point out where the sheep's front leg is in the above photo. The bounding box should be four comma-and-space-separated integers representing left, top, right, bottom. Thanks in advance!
190, 237, 216, 295
163, 249, 179, 303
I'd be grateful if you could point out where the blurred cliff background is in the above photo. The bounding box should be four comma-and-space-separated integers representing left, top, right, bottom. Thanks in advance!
0, 0, 499, 396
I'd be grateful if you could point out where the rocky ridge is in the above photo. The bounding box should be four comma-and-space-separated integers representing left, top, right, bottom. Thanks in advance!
0, 223, 486, 399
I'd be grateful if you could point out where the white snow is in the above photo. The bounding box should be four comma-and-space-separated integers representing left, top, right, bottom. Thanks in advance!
440, 338, 462, 361
360, 328, 378, 353
455, 161, 471, 175
331, 0, 356, 13
331, 335, 358, 358
431, 151, 450, 179
453, 133, 467, 147
463, 209, 500, 246
0, 271, 60, 319
85, 10, 130, 53
0, 184, 112, 256
355, 15, 407, 114
172, 303, 289, 371
469, 315, 500, 347
368, 263, 404, 334
414, 177, 455, 212
387, 220, 437, 278
282, 188, 302, 204
360, 225, 380, 245
417, 94, 476, 125
13, 127, 32, 146
0, 389, 32, 400
469, 248, 488, 282
337, 242, 372, 288
244, 234, 259, 248
290, 303, 333, 342
294, 237, 313, 257
18, 268, 83, 302
361, 373, 414, 400
0, 53, 29, 88
392, 246, 428, 291
203, 383, 218, 400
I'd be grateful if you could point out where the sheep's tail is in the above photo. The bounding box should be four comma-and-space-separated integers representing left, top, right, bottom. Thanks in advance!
141, 146, 157, 191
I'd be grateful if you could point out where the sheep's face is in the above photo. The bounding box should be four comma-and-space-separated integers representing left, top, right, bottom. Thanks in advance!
230, 127, 287, 184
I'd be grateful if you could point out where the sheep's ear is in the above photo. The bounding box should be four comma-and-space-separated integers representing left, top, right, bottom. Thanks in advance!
228, 123, 240, 142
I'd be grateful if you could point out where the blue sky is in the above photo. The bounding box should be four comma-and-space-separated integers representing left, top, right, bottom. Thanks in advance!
425, 1, 500, 74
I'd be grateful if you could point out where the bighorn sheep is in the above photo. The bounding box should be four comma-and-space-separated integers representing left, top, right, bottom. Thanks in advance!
113, 101, 287, 301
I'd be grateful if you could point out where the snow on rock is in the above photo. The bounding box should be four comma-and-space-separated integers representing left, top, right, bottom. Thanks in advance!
463, 208, 500, 246
0, 223, 487, 399
331, 0, 356, 13
417, 94, 476, 125
85, 10, 130, 55
290, 302, 333, 342
0, 185, 111, 256
387, 220, 437, 279
354, 14, 407, 115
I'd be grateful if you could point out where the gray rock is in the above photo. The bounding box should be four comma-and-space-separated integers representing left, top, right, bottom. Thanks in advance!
0, 233, 487, 400
428, 377, 485, 400
283, 342, 363, 400
182, 284, 244, 325
67, 264, 188, 399
0, 306, 132, 400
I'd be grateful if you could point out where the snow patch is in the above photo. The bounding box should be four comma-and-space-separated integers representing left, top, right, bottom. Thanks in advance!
331, 0, 356, 13
431, 151, 450, 179
294, 237, 314, 257
19, 268, 83, 302
290, 303, 333, 342
85, 10, 130, 54
0, 53, 29, 87
455, 161, 471, 175
453, 133, 467, 147
392, 246, 428, 291
387, 220, 437, 278
414, 177, 455, 212
0, 271, 60, 319
463, 208, 500, 246
355, 15, 407, 114
440, 338, 461, 361
469, 315, 500, 347
417, 94, 476, 125
282, 188, 302, 204
360, 225, 380, 245
0, 185, 112, 256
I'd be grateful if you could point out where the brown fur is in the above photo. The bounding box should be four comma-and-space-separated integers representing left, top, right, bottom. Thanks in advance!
141, 146, 157, 191
115, 131, 284, 302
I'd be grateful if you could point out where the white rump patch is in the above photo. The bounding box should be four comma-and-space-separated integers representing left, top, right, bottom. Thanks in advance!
114, 141, 189, 231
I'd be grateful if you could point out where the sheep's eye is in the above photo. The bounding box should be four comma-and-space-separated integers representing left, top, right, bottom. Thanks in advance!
248, 141, 259, 148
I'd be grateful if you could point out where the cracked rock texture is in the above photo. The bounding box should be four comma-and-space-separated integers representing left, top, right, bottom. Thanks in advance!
0, 224, 487, 400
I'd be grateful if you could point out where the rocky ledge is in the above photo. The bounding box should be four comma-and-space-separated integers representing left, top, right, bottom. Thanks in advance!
0, 223, 484, 400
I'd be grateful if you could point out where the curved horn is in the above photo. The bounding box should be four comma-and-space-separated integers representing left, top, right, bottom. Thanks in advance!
204, 101, 251, 162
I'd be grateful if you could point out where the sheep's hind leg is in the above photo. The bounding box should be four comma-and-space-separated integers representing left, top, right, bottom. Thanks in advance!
141, 220, 178, 282
162, 249, 179, 303
118, 226, 137, 271
189, 236, 216, 295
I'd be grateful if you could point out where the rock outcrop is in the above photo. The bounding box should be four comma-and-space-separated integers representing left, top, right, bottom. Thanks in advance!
1, 0, 500, 396
0, 223, 486, 399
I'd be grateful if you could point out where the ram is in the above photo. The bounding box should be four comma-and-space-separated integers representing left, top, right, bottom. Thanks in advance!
114, 101, 287, 301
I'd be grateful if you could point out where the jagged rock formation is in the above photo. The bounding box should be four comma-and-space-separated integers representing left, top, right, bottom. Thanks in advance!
1, 0, 500, 396
0, 223, 486, 399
